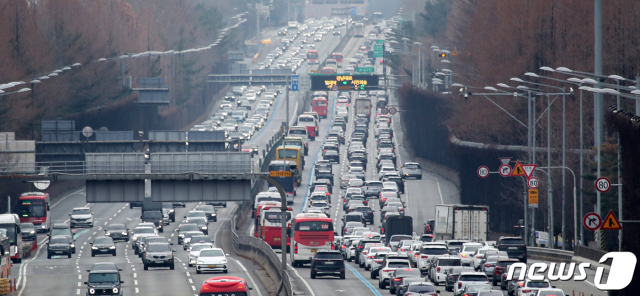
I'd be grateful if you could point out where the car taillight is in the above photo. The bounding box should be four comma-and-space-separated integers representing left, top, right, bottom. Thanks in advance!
331, 244, 335, 250
362, 251, 368, 255
382, 198, 387, 202
326, 192, 330, 196
421, 255, 428, 259
294, 243, 298, 254
485, 264, 491, 267
344, 228, 348, 232
458, 282, 462, 288
518, 282, 524, 286
393, 278, 401, 282
437, 267, 440, 272
461, 254, 467, 258
363, 200, 368, 204
368, 255, 374, 259
414, 254, 419, 257
522, 290, 531, 293
381, 227, 384, 232
358, 246, 363, 249
341, 245, 346, 249
383, 269, 393, 272
343, 198, 346, 202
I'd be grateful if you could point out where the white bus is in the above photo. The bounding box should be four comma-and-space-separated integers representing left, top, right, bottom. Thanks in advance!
354, 23, 365, 37
0, 214, 22, 263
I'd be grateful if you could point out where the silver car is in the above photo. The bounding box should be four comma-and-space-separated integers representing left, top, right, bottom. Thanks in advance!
481, 255, 509, 277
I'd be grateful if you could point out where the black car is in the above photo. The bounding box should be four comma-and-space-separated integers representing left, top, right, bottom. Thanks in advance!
324, 150, 340, 163
143, 243, 175, 270
172, 202, 186, 208
314, 161, 333, 175
310, 250, 345, 279
333, 30, 341, 35
20, 222, 37, 241
91, 236, 116, 257
364, 181, 383, 198
84, 270, 123, 296
353, 206, 374, 224
395, 277, 426, 296
389, 268, 422, 294
224, 92, 235, 102
105, 224, 129, 242
176, 223, 200, 244
141, 210, 164, 232
355, 239, 380, 265
88, 262, 121, 272
496, 236, 527, 263
383, 175, 405, 194
162, 203, 176, 222
47, 235, 73, 258
316, 170, 334, 185
186, 217, 209, 235
196, 205, 218, 222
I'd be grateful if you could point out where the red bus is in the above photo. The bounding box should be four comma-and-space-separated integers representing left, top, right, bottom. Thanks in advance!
307, 50, 319, 64
254, 200, 281, 236
297, 114, 318, 140
290, 213, 334, 267
258, 205, 292, 248
312, 97, 328, 118
331, 52, 343, 67
16, 192, 50, 233
321, 67, 335, 74
199, 276, 252, 296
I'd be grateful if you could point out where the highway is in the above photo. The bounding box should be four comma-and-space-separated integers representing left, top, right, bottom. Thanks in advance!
10, 18, 605, 296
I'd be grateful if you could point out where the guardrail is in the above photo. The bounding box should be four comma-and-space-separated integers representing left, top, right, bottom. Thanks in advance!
527, 247, 574, 262
231, 205, 293, 296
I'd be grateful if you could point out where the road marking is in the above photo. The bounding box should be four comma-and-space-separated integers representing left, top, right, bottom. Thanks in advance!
189, 278, 193, 284
345, 264, 383, 296
135, 287, 139, 293
186, 272, 190, 277
425, 175, 444, 204
134, 273, 137, 278
191, 286, 196, 291
51, 188, 85, 208
78, 282, 81, 287
17, 236, 48, 296
230, 258, 263, 296
134, 280, 138, 285
287, 264, 316, 296
77, 289, 80, 294
78, 275, 81, 279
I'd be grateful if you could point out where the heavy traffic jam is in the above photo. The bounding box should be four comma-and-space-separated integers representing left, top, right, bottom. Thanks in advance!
0, 16, 572, 296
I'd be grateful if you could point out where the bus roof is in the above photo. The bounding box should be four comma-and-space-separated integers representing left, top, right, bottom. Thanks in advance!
19, 192, 48, 198
277, 145, 302, 150
269, 160, 297, 166
200, 276, 248, 293
294, 213, 332, 221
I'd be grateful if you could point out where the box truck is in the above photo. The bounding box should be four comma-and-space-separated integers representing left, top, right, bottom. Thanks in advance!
433, 204, 488, 243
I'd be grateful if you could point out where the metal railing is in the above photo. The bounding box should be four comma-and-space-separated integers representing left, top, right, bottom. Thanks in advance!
527, 247, 574, 261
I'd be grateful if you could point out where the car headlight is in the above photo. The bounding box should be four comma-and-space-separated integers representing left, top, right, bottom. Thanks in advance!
92, 246, 98, 250
179, 234, 184, 238
30, 231, 35, 234
71, 244, 75, 248
201, 226, 208, 230
110, 246, 116, 249
112, 287, 119, 293
221, 260, 227, 264
89, 288, 96, 294
122, 231, 128, 235
105, 232, 111, 236
198, 260, 204, 264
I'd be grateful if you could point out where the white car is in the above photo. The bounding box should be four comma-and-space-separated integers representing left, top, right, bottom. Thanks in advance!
472, 247, 498, 270
379, 259, 411, 289
188, 243, 215, 266
396, 240, 416, 257
430, 256, 462, 285
532, 288, 565, 296
483, 241, 497, 248
196, 248, 229, 274
131, 227, 157, 244
365, 247, 391, 270
454, 272, 490, 296
407, 242, 423, 267
459, 243, 483, 266
69, 207, 94, 228
516, 279, 552, 296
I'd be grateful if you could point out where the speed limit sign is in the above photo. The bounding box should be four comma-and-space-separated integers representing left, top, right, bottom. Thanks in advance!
381, 108, 389, 115
527, 177, 540, 189
477, 166, 489, 178
595, 177, 611, 193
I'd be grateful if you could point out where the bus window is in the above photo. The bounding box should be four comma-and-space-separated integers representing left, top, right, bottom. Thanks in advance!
277, 149, 299, 159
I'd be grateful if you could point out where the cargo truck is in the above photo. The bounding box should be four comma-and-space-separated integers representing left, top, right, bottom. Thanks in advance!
433, 204, 489, 243
355, 98, 371, 117
382, 215, 413, 245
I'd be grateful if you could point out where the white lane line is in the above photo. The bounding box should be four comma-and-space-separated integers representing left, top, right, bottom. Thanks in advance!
134, 280, 138, 285
287, 264, 316, 296
189, 278, 193, 284
186, 272, 190, 276
78, 282, 81, 287
135, 287, 139, 293
426, 174, 444, 204
51, 188, 84, 208
191, 286, 196, 291
231, 258, 263, 296
78, 275, 81, 279
134, 273, 137, 278
17, 236, 48, 296
103, 221, 108, 225
77, 289, 80, 295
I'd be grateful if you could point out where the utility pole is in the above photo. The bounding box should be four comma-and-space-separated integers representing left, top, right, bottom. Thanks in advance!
594, 0, 603, 250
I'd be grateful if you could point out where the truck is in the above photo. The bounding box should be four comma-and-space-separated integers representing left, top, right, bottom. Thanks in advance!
141, 198, 166, 232
383, 215, 413, 245
433, 204, 489, 243
355, 98, 371, 117
287, 21, 299, 33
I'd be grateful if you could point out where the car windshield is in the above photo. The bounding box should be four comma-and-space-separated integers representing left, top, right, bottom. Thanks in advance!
185, 232, 203, 239
134, 228, 155, 234
200, 249, 225, 257
408, 285, 434, 293
405, 164, 420, 169
147, 244, 171, 252
388, 261, 410, 268
527, 281, 551, 288
49, 237, 68, 244
537, 292, 565, 296
72, 208, 91, 215
315, 252, 342, 260
439, 259, 462, 266
20, 223, 34, 231
94, 237, 113, 244
179, 224, 200, 232
459, 275, 488, 281
89, 273, 118, 283
108, 224, 126, 231
142, 211, 162, 220
187, 212, 206, 218
50, 228, 71, 237
191, 244, 214, 252
468, 284, 492, 292
463, 245, 481, 252
500, 238, 525, 245
191, 236, 211, 243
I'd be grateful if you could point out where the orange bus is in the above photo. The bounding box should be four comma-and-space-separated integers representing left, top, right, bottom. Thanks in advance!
312, 97, 328, 118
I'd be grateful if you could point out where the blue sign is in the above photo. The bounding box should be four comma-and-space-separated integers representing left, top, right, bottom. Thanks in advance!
291, 75, 299, 91
350, 7, 356, 16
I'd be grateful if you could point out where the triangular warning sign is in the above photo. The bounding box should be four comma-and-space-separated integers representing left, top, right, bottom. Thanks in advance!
452, 47, 458, 56
601, 210, 622, 230
522, 164, 537, 178
510, 161, 526, 177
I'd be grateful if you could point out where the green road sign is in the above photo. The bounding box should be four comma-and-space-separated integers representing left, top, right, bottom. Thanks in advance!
356, 67, 375, 73
376, 39, 384, 45
373, 44, 384, 51
373, 50, 383, 57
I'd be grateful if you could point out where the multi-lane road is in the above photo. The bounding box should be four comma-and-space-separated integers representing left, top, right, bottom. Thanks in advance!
11, 18, 604, 296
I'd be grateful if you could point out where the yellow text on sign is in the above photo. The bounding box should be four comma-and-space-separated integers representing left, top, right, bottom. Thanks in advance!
528, 189, 539, 205
270, 171, 292, 177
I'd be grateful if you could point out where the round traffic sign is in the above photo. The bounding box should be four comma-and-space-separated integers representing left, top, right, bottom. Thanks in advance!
377, 101, 387, 108
527, 177, 540, 189
477, 166, 489, 178
595, 177, 611, 193
331, 84, 338, 91
388, 107, 397, 115
381, 108, 389, 115
498, 164, 512, 177
583, 212, 602, 231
